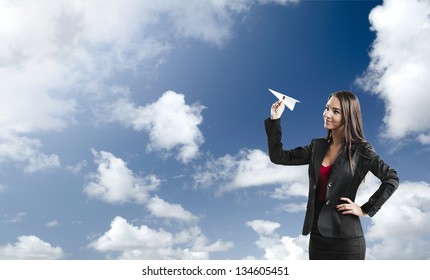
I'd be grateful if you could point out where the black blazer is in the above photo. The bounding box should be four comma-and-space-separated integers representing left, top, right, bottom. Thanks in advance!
265, 118, 399, 238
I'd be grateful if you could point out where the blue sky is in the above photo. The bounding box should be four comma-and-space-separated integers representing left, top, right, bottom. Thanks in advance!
0, 0, 429, 260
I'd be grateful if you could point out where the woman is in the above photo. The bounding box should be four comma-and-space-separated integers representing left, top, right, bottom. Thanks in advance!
264, 90, 399, 260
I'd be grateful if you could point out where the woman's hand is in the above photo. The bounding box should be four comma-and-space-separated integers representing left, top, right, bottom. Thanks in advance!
271, 97, 285, 120
336, 197, 366, 217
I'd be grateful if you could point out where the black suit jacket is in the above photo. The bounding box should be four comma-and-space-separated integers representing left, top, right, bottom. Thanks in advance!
265, 118, 399, 238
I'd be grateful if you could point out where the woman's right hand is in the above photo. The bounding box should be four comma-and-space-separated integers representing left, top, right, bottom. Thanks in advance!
270, 97, 285, 119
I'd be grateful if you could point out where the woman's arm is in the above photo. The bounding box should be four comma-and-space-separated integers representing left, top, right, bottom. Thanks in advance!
360, 146, 400, 217
264, 118, 312, 165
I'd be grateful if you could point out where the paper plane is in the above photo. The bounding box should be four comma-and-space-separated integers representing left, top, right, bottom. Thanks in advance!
268, 88, 300, 111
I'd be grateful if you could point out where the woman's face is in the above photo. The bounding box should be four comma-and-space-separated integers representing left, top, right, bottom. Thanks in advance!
323, 96, 344, 132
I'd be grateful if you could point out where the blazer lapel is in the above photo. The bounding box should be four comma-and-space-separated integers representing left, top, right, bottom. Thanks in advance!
330, 144, 347, 176
312, 139, 329, 182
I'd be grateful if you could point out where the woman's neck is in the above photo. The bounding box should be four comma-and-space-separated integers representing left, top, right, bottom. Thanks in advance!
330, 130, 345, 146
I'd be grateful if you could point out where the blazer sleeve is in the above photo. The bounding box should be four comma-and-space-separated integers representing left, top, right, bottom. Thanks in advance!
264, 118, 312, 165
360, 144, 400, 217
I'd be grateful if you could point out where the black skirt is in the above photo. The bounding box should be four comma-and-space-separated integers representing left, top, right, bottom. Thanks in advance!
309, 199, 366, 260
309, 231, 366, 260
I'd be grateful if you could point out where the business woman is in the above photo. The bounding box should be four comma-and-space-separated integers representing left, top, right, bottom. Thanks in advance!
264, 90, 399, 260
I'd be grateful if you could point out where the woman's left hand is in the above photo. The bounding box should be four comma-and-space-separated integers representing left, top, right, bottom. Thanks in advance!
336, 197, 366, 217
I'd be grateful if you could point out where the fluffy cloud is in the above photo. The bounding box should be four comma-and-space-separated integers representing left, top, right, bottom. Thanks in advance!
147, 196, 199, 223
357, 0, 430, 144
84, 150, 198, 222
89, 216, 233, 259
246, 219, 308, 260
84, 150, 160, 204
357, 177, 430, 259
104, 91, 205, 163
193, 149, 308, 193
0, 132, 60, 173
0, 235, 64, 260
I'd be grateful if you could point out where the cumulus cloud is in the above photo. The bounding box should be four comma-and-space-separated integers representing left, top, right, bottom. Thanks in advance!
357, 177, 430, 259
147, 196, 199, 223
84, 150, 160, 204
193, 149, 308, 193
104, 91, 205, 163
246, 219, 308, 260
0, 235, 64, 260
84, 150, 199, 222
357, 0, 430, 144
89, 216, 233, 259
0, 132, 60, 173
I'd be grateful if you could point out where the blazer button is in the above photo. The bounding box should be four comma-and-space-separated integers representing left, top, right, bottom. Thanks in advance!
327, 182, 333, 188
325, 200, 331, 206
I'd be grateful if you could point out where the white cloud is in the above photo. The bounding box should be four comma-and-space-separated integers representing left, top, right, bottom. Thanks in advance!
46, 220, 60, 228
0, 235, 64, 260
89, 216, 233, 259
357, 0, 430, 143
104, 91, 205, 163
357, 177, 430, 259
246, 219, 308, 260
193, 149, 308, 193
84, 150, 199, 223
147, 196, 199, 223
247, 220, 281, 235
84, 150, 160, 204
0, 132, 60, 173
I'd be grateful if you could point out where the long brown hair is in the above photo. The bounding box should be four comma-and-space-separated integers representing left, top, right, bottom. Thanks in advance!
326, 90, 366, 174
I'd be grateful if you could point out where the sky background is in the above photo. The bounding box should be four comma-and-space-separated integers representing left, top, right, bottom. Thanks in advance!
0, 0, 429, 260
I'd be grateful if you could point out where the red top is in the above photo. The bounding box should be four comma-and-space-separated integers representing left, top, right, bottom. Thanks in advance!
317, 165, 332, 201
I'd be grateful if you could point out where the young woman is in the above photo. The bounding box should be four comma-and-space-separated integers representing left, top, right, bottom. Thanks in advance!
264, 90, 399, 260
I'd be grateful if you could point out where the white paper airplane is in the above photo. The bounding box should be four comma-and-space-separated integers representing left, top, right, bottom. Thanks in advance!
268, 88, 300, 111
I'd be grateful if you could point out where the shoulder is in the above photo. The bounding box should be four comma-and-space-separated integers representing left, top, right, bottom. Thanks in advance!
309, 137, 329, 151
312, 137, 329, 144
309, 137, 328, 146
354, 141, 377, 159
